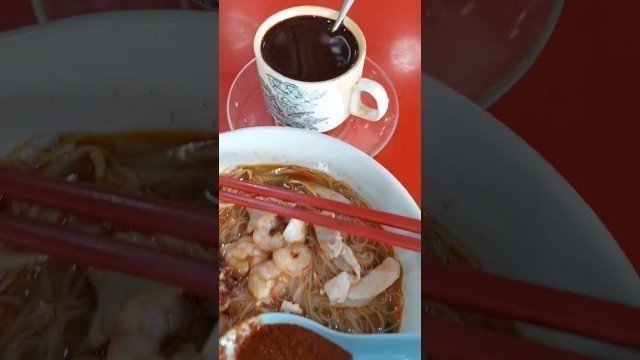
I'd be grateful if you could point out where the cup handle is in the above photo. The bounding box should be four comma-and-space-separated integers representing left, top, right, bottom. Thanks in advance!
349, 78, 389, 121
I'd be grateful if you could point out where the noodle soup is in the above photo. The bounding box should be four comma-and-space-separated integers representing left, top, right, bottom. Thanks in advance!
219, 165, 404, 335
423, 216, 519, 336
0, 132, 216, 359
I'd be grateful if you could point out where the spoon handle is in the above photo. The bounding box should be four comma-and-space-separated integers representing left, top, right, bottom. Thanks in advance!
332, 0, 356, 32
340, 334, 421, 359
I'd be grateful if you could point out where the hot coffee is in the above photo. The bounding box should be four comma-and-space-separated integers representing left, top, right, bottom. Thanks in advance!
254, 6, 389, 131
261, 15, 359, 82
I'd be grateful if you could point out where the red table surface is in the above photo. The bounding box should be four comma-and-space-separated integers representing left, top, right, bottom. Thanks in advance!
489, 1, 640, 273
219, 0, 422, 206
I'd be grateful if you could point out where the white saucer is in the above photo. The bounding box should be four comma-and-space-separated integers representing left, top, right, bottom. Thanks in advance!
227, 58, 399, 157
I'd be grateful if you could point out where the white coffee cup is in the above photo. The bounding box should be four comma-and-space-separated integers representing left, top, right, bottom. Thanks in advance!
253, 6, 389, 133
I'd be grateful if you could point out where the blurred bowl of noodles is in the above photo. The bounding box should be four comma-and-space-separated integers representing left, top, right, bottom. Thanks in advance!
0, 10, 217, 152
425, 75, 640, 358
0, 11, 217, 359
218, 127, 421, 339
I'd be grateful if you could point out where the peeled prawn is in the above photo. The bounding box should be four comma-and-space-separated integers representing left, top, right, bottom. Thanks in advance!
87, 269, 168, 348
246, 208, 269, 233
223, 236, 268, 276
106, 290, 187, 360
272, 243, 312, 277
248, 260, 282, 304
252, 214, 284, 251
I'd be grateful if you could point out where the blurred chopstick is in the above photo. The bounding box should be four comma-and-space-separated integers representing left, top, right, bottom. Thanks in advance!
424, 261, 640, 349
0, 166, 217, 298
0, 167, 216, 246
219, 176, 421, 233
219, 181, 421, 253
426, 317, 596, 360
0, 212, 216, 299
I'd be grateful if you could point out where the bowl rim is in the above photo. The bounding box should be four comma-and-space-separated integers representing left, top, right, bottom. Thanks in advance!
0, 9, 213, 43
220, 127, 420, 214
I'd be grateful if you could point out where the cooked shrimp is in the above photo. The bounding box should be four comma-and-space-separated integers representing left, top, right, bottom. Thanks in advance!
248, 260, 281, 304
224, 236, 268, 276
271, 278, 288, 299
273, 243, 313, 277
107, 290, 189, 360
252, 214, 284, 251
87, 269, 168, 348
246, 208, 269, 233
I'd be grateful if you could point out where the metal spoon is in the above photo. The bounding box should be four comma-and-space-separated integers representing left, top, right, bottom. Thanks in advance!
332, 0, 356, 32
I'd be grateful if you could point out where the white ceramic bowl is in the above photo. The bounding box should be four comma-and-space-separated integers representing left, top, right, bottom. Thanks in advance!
425, 0, 564, 107
220, 126, 422, 334
0, 10, 217, 153
0, 7, 218, 347
426, 74, 640, 359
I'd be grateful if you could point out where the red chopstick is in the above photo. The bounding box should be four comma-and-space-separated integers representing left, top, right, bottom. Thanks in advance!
219, 176, 421, 233
426, 317, 596, 360
0, 167, 216, 246
219, 190, 421, 252
424, 261, 640, 349
0, 211, 216, 299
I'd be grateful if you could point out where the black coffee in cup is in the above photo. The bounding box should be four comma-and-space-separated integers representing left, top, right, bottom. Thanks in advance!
261, 15, 359, 82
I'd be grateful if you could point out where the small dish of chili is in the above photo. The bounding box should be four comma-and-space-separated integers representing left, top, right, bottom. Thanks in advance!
219, 313, 420, 360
